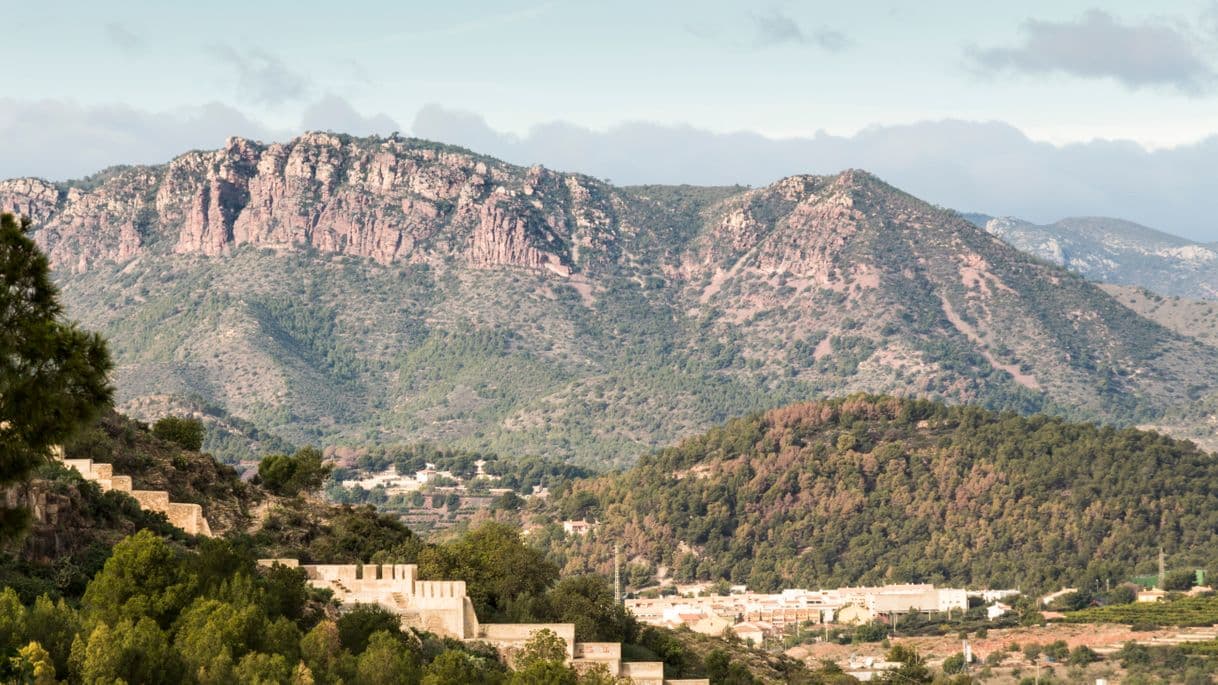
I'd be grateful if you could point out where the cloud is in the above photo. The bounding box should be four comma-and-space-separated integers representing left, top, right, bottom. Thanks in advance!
300, 95, 401, 137
750, 9, 850, 51
0, 99, 287, 180
967, 9, 1217, 94
104, 23, 143, 54
211, 46, 311, 105
0, 96, 404, 181
411, 104, 1218, 242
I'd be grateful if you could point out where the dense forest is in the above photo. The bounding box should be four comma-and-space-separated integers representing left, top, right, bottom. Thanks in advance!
538, 395, 1218, 592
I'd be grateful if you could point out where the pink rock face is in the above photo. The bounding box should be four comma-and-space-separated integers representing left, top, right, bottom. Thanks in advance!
5, 133, 591, 274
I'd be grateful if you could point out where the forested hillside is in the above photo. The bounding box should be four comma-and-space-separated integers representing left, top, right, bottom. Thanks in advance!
538, 396, 1218, 591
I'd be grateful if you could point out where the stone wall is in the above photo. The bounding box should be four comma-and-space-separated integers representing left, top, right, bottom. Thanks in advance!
260, 559, 706, 684
55, 451, 212, 537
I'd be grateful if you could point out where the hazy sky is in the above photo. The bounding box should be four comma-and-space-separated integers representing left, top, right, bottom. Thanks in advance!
4, 1, 1218, 237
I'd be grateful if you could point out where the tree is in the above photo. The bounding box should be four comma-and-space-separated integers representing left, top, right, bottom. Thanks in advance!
421, 650, 504, 685
355, 630, 419, 685
508, 659, 578, 685
258, 447, 332, 496
545, 575, 636, 643
0, 587, 26, 660
1046, 590, 1092, 612
514, 628, 568, 669
336, 604, 401, 654
1163, 569, 1197, 591
81, 529, 197, 628
0, 212, 112, 540
300, 620, 355, 685
78, 617, 183, 685
235, 652, 293, 685
705, 649, 756, 685
1068, 645, 1098, 666
575, 663, 629, 685
941, 652, 966, 674
25, 595, 80, 677
10, 641, 56, 685
418, 522, 558, 620
1106, 584, 1137, 605
261, 563, 309, 621
173, 598, 266, 684
878, 645, 932, 684
152, 415, 205, 451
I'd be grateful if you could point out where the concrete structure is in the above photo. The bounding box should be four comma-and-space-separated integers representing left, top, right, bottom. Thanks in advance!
1137, 589, 1168, 603
731, 621, 769, 645
260, 559, 703, 685
837, 584, 968, 616
55, 449, 212, 536
628, 583, 972, 634
562, 520, 596, 536
987, 602, 1012, 620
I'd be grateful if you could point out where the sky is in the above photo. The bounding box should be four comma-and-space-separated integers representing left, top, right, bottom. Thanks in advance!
4, 0, 1218, 238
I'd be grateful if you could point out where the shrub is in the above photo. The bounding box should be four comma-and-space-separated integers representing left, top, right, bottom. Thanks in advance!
152, 416, 205, 452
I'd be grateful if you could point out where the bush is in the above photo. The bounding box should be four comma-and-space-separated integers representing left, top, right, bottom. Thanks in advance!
152, 416, 204, 452
1068, 645, 1098, 666
852, 621, 888, 643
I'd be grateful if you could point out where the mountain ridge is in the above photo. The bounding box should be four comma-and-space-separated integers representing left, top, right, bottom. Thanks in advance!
3, 133, 1217, 462
968, 213, 1218, 300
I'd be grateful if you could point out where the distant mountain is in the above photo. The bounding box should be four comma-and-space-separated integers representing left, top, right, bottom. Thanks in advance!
539, 396, 1218, 591
968, 214, 1218, 300
3, 133, 1217, 463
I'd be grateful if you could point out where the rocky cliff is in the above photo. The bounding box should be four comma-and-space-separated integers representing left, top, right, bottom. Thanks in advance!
0, 132, 623, 276
3, 133, 1217, 462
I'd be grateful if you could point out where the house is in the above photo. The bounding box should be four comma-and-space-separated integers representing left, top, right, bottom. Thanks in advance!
688, 614, 732, 636
562, 520, 596, 536
731, 621, 770, 645
987, 602, 1012, 620
1137, 589, 1168, 603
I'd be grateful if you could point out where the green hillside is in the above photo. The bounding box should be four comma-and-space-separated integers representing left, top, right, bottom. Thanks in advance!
536, 395, 1218, 592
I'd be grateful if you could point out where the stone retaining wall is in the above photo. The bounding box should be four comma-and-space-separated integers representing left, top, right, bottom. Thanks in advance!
259, 559, 705, 684
54, 450, 212, 537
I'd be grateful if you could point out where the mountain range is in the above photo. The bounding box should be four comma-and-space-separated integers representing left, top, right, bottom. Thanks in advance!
2, 132, 1216, 464
967, 213, 1218, 300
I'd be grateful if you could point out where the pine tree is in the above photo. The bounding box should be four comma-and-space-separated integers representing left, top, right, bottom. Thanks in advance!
0, 212, 112, 539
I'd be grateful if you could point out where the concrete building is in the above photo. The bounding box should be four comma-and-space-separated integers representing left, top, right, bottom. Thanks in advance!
260, 559, 702, 685
562, 520, 596, 536
987, 602, 1012, 620
731, 621, 770, 646
627, 583, 972, 633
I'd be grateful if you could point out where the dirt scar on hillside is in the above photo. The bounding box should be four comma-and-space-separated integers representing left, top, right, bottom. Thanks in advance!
938, 295, 1041, 390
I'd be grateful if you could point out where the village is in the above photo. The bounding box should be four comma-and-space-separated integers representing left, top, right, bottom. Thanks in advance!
624, 582, 999, 643
330, 460, 547, 533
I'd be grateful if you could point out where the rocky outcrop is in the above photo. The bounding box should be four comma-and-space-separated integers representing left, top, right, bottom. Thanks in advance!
6, 133, 603, 275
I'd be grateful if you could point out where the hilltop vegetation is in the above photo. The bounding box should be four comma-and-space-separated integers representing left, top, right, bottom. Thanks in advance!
536, 396, 1218, 592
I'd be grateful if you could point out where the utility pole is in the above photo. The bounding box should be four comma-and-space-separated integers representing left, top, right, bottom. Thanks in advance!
614, 543, 622, 604
1159, 547, 1166, 590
